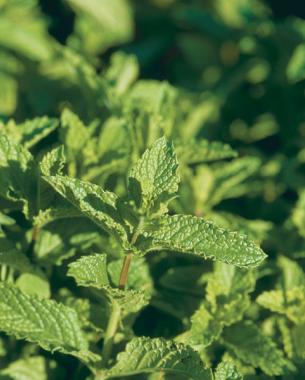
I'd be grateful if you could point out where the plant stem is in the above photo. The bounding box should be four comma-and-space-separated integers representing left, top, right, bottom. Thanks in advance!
102, 217, 144, 365
118, 253, 132, 290
32, 224, 40, 241
101, 301, 121, 367
118, 217, 144, 290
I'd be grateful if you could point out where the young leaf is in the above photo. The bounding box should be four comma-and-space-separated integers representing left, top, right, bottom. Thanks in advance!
0, 283, 88, 355
0, 132, 38, 218
0, 356, 49, 380
139, 215, 266, 268
129, 137, 180, 215
257, 287, 305, 324
43, 175, 129, 246
40, 146, 66, 177
176, 139, 238, 165
68, 254, 148, 314
214, 362, 243, 380
68, 254, 109, 288
3, 117, 59, 149
222, 321, 293, 376
102, 337, 212, 379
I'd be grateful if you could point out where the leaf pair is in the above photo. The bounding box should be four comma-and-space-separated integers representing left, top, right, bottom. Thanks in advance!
44, 136, 266, 268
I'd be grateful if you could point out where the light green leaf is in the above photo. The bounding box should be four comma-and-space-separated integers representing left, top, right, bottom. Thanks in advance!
292, 189, 305, 238
0, 72, 17, 115
68, 254, 148, 314
0, 132, 38, 218
278, 255, 305, 290
68, 254, 109, 288
4, 117, 59, 149
222, 321, 293, 376
177, 139, 237, 165
206, 211, 272, 243
103, 337, 211, 380
0, 211, 15, 226
67, 0, 134, 53
292, 323, 305, 359
43, 175, 129, 245
40, 146, 66, 177
188, 304, 223, 347
187, 264, 255, 347
16, 272, 51, 299
129, 137, 180, 215
257, 287, 305, 324
287, 43, 305, 83
139, 215, 266, 267
0, 283, 88, 355
214, 362, 243, 380
105, 52, 139, 96
0, 356, 49, 380
0, 0, 53, 60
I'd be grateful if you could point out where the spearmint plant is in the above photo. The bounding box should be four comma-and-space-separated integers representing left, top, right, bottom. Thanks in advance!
2, 0, 305, 379
0, 128, 267, 379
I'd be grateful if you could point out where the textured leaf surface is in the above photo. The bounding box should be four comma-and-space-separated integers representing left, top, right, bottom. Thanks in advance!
0, 283, 88, 354
68, 254, 109, 288
222, 321, 292, 376
257, 288, 305, 324
214, 362, 243, 380
140, 215, 266, 267
129, 137, 179, 214
0, 132, 38, 218
68, 255, 148, 314
104, 337, 211, 379
177, 139, 237, 164
188, 264, 255, 347
43, 175, 128, 244
40, 146, 66, 177
4, 117, 59, 149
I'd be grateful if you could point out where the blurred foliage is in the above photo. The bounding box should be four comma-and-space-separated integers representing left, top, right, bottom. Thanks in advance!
1, 0, 305, 379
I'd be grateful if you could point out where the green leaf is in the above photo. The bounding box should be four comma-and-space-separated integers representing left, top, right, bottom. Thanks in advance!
108, 256, 153, 294
0, 356, 49, 380
43, 175, 129, 245
40, 146, 66, 177
187, 264, 255, 347
68, 254, 109, 288
105, 52, 139, 96
214, 362, 243, 380
0, 246, 32, 273
177, 139, 237, 165
68, 254, 148, 314
222, 321, 293, 376
0, 132, 38, 218
16, 273, 51, 299
129, 137, 180, 215
257, 287, 305, 324
139, 215, 266, 267
287, 43, 305, 83
205, 211, 272, 243
103, 337, 212, 379
0, 0, 53, 61
292, 189, 305, 238
67, 0, 134, 54
0, 283, 88, 355
4, 117, 59, 149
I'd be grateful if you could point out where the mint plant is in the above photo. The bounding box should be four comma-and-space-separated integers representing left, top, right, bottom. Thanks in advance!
2, 0, 305, 379
0, 129, 267, 379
